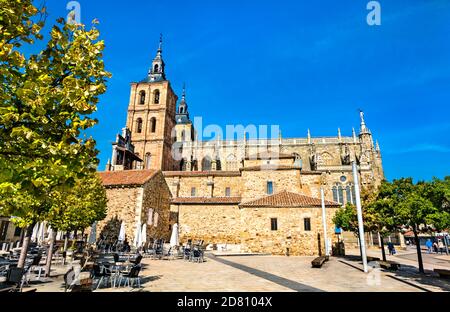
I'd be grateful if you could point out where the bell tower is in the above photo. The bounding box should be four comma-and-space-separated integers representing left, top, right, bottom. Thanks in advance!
125, 36, 177, 171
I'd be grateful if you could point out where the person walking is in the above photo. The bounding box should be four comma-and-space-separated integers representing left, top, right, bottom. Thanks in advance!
387, 242, 396, 256
425, 239, 433, 254
438, 239, 445, 254
433, 241, 439, 253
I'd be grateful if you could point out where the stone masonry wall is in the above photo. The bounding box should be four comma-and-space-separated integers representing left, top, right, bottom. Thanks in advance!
240, 206, 339, 256
98, 186, 142, 242
141, 171, 172, 242
176, 204, 241, 245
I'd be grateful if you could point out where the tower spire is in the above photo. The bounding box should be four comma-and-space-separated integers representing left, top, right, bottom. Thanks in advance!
176, 83, 190, 124
158, 33, 163, 54
148, 35, 166, 82
359, 109, 371, 135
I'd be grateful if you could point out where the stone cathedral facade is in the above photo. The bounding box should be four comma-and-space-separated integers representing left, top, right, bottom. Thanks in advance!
98, 39, 384, 256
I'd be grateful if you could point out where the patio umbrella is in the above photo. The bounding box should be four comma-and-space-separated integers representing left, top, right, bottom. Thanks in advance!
31, 223, 39, 243
37, 222, 46, 244
170, 223, 179, 247
153, 212, 159, 227
140, 224, 147, 248
47, 225, 53, 241
133, 222, 142, 248
118, 221, 126, 242
88, 222, 97, 244
56, 230, 63, 241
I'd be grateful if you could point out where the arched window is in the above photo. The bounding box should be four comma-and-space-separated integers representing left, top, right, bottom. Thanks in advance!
332, 186, 338, 202
139, 91, 146, 105
202, 156, 212, 171
181, 130, 185, 141
150, 117, 156, 133
346, 184, 353, 204
338, 185, 344, 205
154, 90, 160, 104
173, 130, 177, 142
154, 64, 159, 73
180, 107, 184, 114
136, 118, 143, 133
145, 153, 151, 169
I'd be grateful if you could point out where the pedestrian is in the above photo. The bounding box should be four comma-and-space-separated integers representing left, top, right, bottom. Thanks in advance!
432, 241, 438, 253
425, 239, 433, 254
387, 242, 396, 256
438, 239, 445, 254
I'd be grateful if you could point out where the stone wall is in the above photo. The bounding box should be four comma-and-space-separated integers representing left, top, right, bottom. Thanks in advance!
98, 186, 142, 242
175, 204, 241, 245
240, 206, 339, 256
99, 171, 172, 244
141, 171, 172, 241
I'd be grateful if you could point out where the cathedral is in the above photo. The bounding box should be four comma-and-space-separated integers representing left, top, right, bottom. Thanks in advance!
97, 38, 384, 255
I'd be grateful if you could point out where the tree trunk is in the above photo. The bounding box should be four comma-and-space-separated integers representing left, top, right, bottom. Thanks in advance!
44, 230, 57, 277
379, 233, 386, 261
413, 225, 424, 274
17, 223, 35, 268
63, 231, 69, 252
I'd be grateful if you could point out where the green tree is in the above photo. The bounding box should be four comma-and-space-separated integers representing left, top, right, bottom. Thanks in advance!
0, 0, 110, 267
333, 184, 397, 261
388, 178, 440, 273
43, 171, 107, 276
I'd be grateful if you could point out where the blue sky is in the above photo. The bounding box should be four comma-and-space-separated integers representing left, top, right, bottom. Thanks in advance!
27, 0, 450, 181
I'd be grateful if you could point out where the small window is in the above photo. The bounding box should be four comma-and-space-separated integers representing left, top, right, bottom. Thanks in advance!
304, 218, 311, 231
14, 226, 22, 237
154, 90, 160, 104
136, 118, 143, 133
139, 91, 146, 104
191, 187, 196, 197
154, 64, 159, 73
270, 218, 278, 231
267, 181, 273, 195
225, 187, 231, 197
150, 117, 156, 133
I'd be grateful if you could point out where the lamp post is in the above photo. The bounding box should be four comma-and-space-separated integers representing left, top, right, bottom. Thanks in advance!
352, 161, 368, 273
320, 187, 329, 256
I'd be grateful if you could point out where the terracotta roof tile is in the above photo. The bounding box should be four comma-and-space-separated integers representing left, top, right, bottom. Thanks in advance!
239, 190, 340, 208
98, 170, 158, 187
171, 197, 241, 205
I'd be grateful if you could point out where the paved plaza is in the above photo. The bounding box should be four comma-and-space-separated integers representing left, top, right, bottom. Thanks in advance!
25, 251, 450, 292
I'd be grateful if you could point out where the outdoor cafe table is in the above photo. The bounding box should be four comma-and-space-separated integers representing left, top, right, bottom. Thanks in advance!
96, 260, 132, 288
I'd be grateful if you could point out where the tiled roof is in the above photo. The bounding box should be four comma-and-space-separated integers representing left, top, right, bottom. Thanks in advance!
98, 170, 158, 187
171, 197, 241, 204
163, 171, 241, 177
239, 190, 340, 208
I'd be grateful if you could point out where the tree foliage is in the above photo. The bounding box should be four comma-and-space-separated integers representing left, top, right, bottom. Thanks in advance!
0, 0, 111, 227
47, 171, 107, 232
